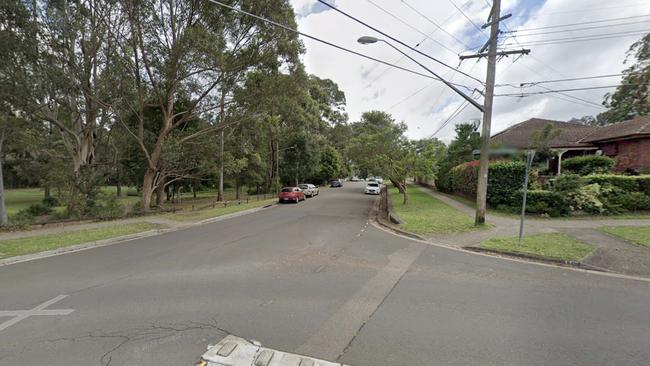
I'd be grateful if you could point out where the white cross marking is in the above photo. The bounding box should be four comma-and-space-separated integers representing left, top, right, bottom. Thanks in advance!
0, 294, 74, 332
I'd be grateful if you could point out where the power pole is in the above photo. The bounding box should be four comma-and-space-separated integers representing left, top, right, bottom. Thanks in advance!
459, 0, 529, 225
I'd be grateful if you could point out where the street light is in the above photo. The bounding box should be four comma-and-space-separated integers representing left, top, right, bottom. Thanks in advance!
356, 36, 484, 112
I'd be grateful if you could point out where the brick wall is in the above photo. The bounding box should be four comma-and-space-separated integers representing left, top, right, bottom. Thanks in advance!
599, 138, 650, 173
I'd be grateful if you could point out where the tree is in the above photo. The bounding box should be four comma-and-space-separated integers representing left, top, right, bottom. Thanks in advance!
436, 122, 480, 192
116, 0, 303, 211
600, 33, 650, 122
530, 123, 561, 164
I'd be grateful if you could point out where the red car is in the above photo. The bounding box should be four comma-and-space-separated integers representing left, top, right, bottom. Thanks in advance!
279, 187, 305, 203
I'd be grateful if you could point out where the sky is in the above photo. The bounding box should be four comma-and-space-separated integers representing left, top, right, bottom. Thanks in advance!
289, 0, 650, 142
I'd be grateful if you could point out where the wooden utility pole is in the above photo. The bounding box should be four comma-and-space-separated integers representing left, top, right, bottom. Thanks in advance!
459, 0, 529, 225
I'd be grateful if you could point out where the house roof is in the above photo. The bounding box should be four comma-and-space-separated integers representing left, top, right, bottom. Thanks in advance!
582, 116, 650, 142
490, 118, 597, 149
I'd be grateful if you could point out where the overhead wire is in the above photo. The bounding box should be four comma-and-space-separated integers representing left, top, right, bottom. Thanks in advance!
499, 29, 650, 47
400, 0, 472, 49
509, 14, 650, 32
507, 20, 650, 37
366, 0, 461, 55
204, 0, 474, 91
447, 0, 489, 39
315, 0, 486, 86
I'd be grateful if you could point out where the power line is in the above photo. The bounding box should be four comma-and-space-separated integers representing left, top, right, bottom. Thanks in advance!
509, 14, 650, 32
366, 0, 461, 55
497, 73, 624, 87
314, 0, 485, 85
367, 0, 473, 84
499, 29, 650, 47
400, 0, 471, 49
204, 0, 473, 91
495, 85, 625, 96
430, 101, 470, 137
508, 20, 650, 37
517, 3, 650, 19
447, 0, 488, 39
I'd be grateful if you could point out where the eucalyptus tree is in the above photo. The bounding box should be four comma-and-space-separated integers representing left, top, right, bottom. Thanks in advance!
114, 0, 302, 211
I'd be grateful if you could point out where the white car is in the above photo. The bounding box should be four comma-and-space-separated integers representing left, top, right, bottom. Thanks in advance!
375, 177, 384, 184
364, 182, 381, 195
298, 183, 319, 197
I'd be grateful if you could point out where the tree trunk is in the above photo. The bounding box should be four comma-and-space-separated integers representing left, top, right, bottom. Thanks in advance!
235, 181, 241, 200
140, 168, 155, 211
155, 176, 166, 206
389, 177, 408, 205
192, 184, 197, 199
217, 129, 224, 201
116, 182, 121, 197
44, 185, 51, 199
0, 135, 7, 225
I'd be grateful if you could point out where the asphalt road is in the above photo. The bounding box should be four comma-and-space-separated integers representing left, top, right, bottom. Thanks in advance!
0, 182, 649, 365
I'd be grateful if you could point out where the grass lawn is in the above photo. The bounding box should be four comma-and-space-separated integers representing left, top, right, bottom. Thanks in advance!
0, 222, 160, 260
481, 233, 593, 261
600, 226, 650, 248
389, 186, 481, 235
165, 198, 276, 222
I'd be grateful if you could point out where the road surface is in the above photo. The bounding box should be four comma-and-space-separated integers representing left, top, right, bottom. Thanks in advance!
0, 182, 649, 365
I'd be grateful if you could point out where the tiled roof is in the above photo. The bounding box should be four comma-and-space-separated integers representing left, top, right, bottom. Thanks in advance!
490, 118, 598, 149
582, 116, 650, 142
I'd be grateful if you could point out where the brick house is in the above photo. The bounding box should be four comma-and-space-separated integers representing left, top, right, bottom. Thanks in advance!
489, 116, 650, 174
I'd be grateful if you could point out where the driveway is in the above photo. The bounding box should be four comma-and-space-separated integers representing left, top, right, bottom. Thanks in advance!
1, 182, 649, 365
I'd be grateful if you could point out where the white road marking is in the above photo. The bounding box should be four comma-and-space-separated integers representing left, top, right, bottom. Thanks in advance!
0, 294, 75, 332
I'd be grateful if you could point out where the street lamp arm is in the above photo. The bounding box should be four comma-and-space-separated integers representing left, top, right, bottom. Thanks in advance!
379, 40, 485, 113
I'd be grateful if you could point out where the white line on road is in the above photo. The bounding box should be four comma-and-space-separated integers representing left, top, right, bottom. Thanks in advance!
0, 294, 75, 332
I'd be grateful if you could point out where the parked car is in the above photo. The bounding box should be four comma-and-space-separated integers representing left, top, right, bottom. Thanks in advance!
364, 182, 381, 195
375, 177, 384, 184
350, 176, 360, 182
279, 187, 305, 203
330, 179, 343, 188
298, 183, 319, 197
367, 177, 376, 183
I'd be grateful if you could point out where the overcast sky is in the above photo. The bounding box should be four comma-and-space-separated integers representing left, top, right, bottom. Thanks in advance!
289, 0, 650, 142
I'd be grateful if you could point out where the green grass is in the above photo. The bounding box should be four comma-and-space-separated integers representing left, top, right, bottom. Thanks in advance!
165, 198, 276, 222
481, 233, 593, 261
389, 186, 482, 235
0, 222, 161, 260
600, 226, 650, 248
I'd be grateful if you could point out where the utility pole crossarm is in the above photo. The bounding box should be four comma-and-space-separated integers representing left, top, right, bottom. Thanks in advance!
459, 49, 530, 60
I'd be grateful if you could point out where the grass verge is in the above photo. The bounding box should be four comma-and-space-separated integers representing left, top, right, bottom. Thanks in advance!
389, 186, 483, 235
481, 233, 593, 261
600, 226, 650, 248
165, 198, 276, 222
0, 222, 161, 260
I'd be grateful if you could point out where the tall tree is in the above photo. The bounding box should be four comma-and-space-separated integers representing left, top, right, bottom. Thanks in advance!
601, 33, 650, 122
116, 0, 302, 210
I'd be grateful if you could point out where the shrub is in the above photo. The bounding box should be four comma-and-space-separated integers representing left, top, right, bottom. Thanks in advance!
585, 174, 650, 194
25, 203, 53, 217
449, 160, 528, 206
553, 174, 584, 192
562, 155, 614, 175
609, 192, 650, 211
42, 196, 60, 207
512, 190, 569, 217
89, 194, 125, 220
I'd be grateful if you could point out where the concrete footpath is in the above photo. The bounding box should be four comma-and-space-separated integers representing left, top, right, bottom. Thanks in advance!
417, 185, 650, 277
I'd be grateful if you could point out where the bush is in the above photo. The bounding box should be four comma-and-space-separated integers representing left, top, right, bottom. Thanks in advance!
25, 203, 53, 217
562, 155, 614, 175
513, 190, 569, 217
449, 160, 529, 206
585, 174, 650, 194
553, 174, 584, 192
88, 194, 125, 220
609, 192, 650, 211
42, 196, 60, 207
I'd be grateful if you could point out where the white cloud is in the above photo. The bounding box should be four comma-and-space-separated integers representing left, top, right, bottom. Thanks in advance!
291, 0, 650, 142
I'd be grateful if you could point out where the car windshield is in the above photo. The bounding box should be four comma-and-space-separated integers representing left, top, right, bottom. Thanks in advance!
281, 188, 292, 192
368, 183, 379, 187
298, 185, 308, 189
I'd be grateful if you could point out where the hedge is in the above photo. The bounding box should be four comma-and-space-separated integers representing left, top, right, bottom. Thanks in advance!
512, 190, 569, 217
561, 155, 614, 175
450, 160, 528, 206
585, 174, 650, 195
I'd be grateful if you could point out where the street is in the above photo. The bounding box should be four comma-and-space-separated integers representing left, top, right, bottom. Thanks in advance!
1, 182, 649, 365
